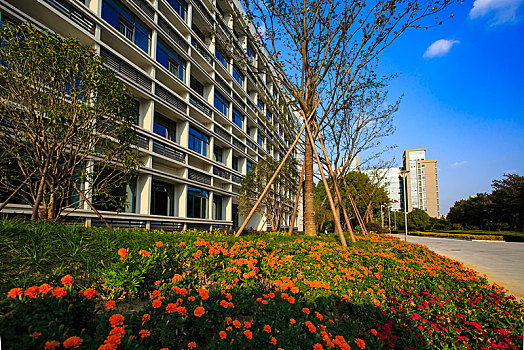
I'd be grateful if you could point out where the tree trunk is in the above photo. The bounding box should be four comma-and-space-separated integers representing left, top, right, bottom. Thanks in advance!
304, 129, 316, 236
31, 173, 47, 221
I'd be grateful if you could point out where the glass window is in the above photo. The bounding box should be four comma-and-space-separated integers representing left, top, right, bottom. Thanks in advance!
156, 39, 186, 81
215, 48, 228, 69
213, 195, 223, 220
232, 65, 244, 87
257, 99, 265, 111
153, 113, 176, 141
232, 108, 244, 129
101, 0, 151, 53
190, 76, 204, 96
214, 91, 228, 116
214, 145, 223, 163
151, 180, 174, 216
232, 155, 238, 171
166, 0, 187, 20
188, 126, 209, 156
266, 110, 272, 121
247, 44, 254, 60
257, 134, 263, 147
187, 186, 208, 218
246, 160, 253, 174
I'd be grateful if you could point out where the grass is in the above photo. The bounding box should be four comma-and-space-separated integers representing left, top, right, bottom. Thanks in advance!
0, 219, 523, 349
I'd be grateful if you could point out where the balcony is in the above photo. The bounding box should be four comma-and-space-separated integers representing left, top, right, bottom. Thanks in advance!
128, 0, 155, 19
135, 134, 150, 150
213, 166, 231, 180
231, 174, 243, 184
43, 0, 95, 34
188, 169, 211, 185
100, 48, 152, 92
189, 93, 211, 117
152, 140, 186, 163
214, 124, 231, 142
191, 36, 212, 64
155, 85, 187, 115
158, 17, 189, 53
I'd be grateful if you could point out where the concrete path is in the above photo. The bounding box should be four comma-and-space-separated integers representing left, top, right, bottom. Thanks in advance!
391, 234, 524, 300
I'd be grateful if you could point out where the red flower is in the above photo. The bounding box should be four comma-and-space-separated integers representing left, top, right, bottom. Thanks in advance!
244, 330, 253, 339
219, 331, 227, 339
313, 344, 324, 350
355, 338, 366, 349
53, 287, 67, 298
118, 248, 128, 260
139, 329, 150, 338
271, 337, 277, 345
84, 288, 97, 299
138, 250, 150, 257
156, 241, 164, 247
7, 288, 23, 298
61, 275, 74, 287
29, 331, 42, 339
63, 336, 83, 349
263, 325, 272, 333
105, 300, 116, 310
220, 300, 229, 308
233, 320, 241, 328
38, 284, 53, 295
109, 314, 125, 327
290, 318, 296, 324
24, 286, 39, 298
142, 314, 151, 324
194, 306, 205, 317
302, 307, 310, 315
152, 299, 162, 308
44, 341, 61, 350
305, 321, 316, 333
166, 303, 177, 313
188, 342, 197, 348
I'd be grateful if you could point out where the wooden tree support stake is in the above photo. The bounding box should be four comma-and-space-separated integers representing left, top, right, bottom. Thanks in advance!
288, 159, 305, 235
73, 184, 111, 229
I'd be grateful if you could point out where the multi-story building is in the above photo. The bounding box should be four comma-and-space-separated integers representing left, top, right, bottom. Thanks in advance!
0, 0, 302, 231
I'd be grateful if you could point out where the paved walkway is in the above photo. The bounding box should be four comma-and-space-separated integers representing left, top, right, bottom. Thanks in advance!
391, 234, 524, 300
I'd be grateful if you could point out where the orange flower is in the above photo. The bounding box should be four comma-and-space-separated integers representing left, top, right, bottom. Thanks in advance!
179, 242, 186, 247
198, 288, 209, 300
290, 318, 296, 324
139, 329, 150, 338
7, 288, 23, 298
172, 274, 183, 283
156, 241, 164, 247
188, 342, 197, 348
29, 331, 42, 339
287, 296, 295, 304
24, 286, 39, 298
63, 336, 83, 349
302, 307, 310, 315
219, 331, 227, 339
61, 275, 74, 287
313, 343, 324, 350
152, 299, 162, 308
355, 338, 366, 349
220, 300, 229, 308
194, 306, 205, 317
38, 284, 53, 295
233, 320, 241, 328
177, 306, 187, 315
109, 314, 125, 327
84, 288, 97, 299
244, 330, 253, 339
151, 290, 162, 299
369, 329, 378, 336
166, 303, 177, 313
263, 325, 272, 333
53, 287, 67, 298
105, 300, 116, 310
138, 250, 150, 257
315, 311, 323, 321
244, 321, 252, 328
142, 314, 151, 324
271, 337, 277, 345
118, 248, 128, 260
305, 321, 316, 333
44, 341, 61, 350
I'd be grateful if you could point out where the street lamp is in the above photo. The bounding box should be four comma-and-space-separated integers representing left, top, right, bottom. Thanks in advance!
399, 170, 409, 241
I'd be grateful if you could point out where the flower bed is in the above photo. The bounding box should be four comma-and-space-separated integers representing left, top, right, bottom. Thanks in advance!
0, 223, 523, 349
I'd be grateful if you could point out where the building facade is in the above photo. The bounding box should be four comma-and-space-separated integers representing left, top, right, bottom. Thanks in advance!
0, 0, 302, 231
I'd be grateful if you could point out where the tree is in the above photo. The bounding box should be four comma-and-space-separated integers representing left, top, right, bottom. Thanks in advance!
407, 208, 430, 231
240, 0, 458, 239
0, 22, 140, 221
491, 174, 524, 232
447, 193, 492, 229
239, 157, 299, 232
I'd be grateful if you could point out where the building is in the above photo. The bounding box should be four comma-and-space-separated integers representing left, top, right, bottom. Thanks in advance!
402, 148, 439, 217
0, 0, 302, 231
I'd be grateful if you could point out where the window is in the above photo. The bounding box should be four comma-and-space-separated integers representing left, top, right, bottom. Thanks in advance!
151, 180, 174, 216
192, 23, 205, 42
215, 48, 228, 69
187, 186, 207, 218
214, 145, 223, 163
232, 155, 238, 171
257, 134, 263, 147
188, 126, 209, 156
132, 99, 140, 125
102, 0, 151, 53
232, 65, 244, 87
153, 113, 176, 141
214, 92, 228, 116
190, 76, 204, 96
247, 44, 254, 61
165, 0, 187, 20
246, 160, 253, 173
213, 195, 223, 220
232, 108, 244, 129
266, 110, 272, 121
257, 99, 265, 111
157, 39, 186, 81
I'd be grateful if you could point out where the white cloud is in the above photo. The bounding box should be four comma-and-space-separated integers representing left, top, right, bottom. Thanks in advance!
469, 0, 523, 24
451, 161, 468, 168
423, 39, 460, 58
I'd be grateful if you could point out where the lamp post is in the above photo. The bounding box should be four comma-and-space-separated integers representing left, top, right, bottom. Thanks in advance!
380, 204, 384, 232
388, 205, 391, 234
400, 170, 409, 241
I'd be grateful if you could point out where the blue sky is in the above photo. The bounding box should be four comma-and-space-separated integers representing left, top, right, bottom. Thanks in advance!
377, 0, 524, 215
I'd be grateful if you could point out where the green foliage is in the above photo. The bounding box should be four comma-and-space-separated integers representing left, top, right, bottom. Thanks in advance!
407, 208, 431, 231
0, 22, 140, 220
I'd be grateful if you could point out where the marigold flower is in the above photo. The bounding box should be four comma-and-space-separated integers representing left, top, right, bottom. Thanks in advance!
151, 290, 162, 299
179, 242, 186, 247
305, 321, 316, 333
355, 338, 366, 349
194, 306, 205, 317
220, 300, 229, 308
109, 327, 125, 337
84, 288, 97, 299
290, 318, 296, 324
152, 299, 162, 308
198, 288, 209, 300
263, 325, 272, 333
142, 314, 151, 324
24, 286, 39, 298
29, 331, 42, 339
315, 311, 323, 321
38, 284, 53, 295
63, 336, 83, 349
271, 337, 277, 345
172, 274, 183, 283
166, 303, 177, 313
244, 330, 253, 339
109, 314, 125, 327
219, 331, 227, 339
53, 287, 67, 298
369, 329, 378, 336
61, 275, 74, 287
138, 250, 150, 257
188, 342, 197, 348
139, 329, 150, 338
156, 241, 164, 247
244, 321, 252, 328
302, 307, 310, 315
117, 248, 128, 260
313, 343, 324, 350
177, 306, 187, 315
106, 300, 116, 310
44, 341, 61, 350
233, 320, 241, 328
7, 288, 23, 298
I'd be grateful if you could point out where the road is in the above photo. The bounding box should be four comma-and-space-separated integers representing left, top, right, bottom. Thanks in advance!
391, 234, 524, 300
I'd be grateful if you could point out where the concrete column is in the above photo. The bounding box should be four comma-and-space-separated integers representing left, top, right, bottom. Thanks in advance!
225, 195, 232, 221
208, 191, 214, 220
142, 100, 154, 132
177, 184, 187, 217
137, 174, 152, 215
178, 120, 189, 150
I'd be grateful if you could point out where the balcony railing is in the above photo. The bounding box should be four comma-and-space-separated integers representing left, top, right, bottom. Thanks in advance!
213, 166, 230, 180
232, 137, 246, 152
44, 0, 95, 34
216, 76, 231, 95
192, 0, 213, 25
135, 134, 150, 150
188, 169, 211, 185
189, 93, 211, 117
214, 124, 231, 142
129, 0, 155, 19
100, 48, 152, 92
246, 139, 257, 152
152, 140, 186, 163
233, 93, 246, 111
231, 174, 242, 184
155, 85, 187, 114
159, 17, 189, 53
191, 36, 212, 64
